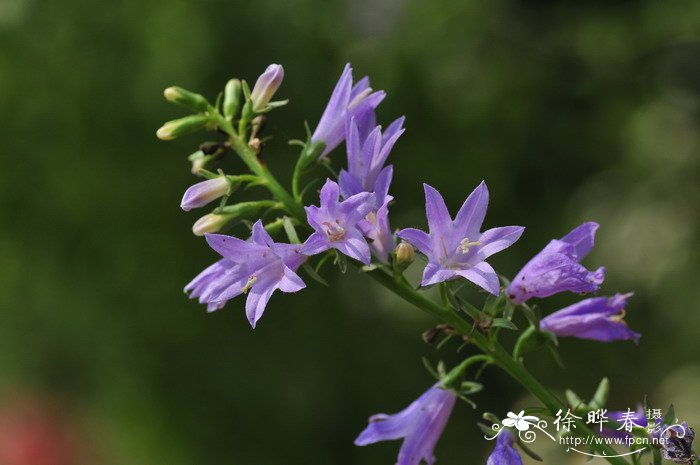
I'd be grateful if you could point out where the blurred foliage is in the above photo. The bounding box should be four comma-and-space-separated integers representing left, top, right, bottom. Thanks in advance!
1, 0, 700, 464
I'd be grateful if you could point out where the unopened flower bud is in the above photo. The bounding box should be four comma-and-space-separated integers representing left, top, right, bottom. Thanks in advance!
163, 86, 210, 112
394, 241, 414, 269
156, 114, 210, 140
192, 213, 233, 236
180, 177, 231, 211
223, 79, 242, 120
250, 64, 284, 111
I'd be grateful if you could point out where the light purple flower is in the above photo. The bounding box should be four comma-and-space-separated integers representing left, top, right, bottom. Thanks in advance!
359, 196, 394, 264
338, 116, 405, 206
250, 64, 284, 111
180, 177, 230, 211
185, 220, 306, 328
539, 293, 640, 342
355, 384, 457, 465
311, 63, 385, 159
507, 222, 606, 305
487, 429, 523, 465
301, 179, 376, 265
398, 182, 524, 295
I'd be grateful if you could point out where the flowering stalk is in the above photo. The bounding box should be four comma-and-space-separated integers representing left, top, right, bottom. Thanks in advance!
218, 127, 629, 465
158, 65, 649, 465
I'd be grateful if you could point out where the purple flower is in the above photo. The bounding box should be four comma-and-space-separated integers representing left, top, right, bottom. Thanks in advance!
398, 182, 524, 295
311, 63, 385, 159
487, 429, 523, 465
599, 405, 648, 439
301, 179, 376, 265
653, 422, 695, 464
359, 196, 394, 264
184, 220, 306, 328
539, 293, 640, 342
250, 64, 284, 111
355, 384, 456, 465
507, 222, 606, 305
338, 116, 405, 206
180, 177, 230, 211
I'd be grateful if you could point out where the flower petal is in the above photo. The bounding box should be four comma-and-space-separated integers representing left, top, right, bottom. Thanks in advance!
456, 261, 500, 295
398, 228, 432, 256
334, 228, 372, 265
454, 181, 489, 238
477, 226, 525, 260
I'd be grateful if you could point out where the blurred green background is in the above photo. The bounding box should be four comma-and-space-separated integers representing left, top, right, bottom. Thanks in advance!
2, 0, 700, 464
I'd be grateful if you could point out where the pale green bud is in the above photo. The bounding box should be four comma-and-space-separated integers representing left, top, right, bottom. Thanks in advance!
163, 86, 210, 112
192, 213, 233, 236
156, 114, 210, 140
223, 79, 242, 120
394, 241, 414, 269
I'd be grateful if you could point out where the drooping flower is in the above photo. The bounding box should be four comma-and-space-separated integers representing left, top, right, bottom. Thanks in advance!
507, 222, 606, 305
652, 422, 695, 464
539, 293, 640, 342
398, 182, 524, 295
180, 177, 230, 211
354, 384, 457, 465
185, 220, 306, 328
301, 179, 376, 264
487, 429, 524, 465
311, 64, 385, 159
250, 64, 284, 111
338, 116, 405, 205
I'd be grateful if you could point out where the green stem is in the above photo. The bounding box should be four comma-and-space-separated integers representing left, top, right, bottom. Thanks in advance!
363, 268, 629, 465
229, 135, 306, 220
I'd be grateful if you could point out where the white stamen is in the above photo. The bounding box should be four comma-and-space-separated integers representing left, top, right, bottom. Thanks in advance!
457, 238, 481, 254
242, 275, 257, 294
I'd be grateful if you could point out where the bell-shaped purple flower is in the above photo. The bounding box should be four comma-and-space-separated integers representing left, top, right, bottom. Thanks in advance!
398, 182, 524, 295
359, 196, 394, 264
487, 429, 524, 465
250, 64, 284, 111
355, 384, 457, 465
184, 220, 306, 328
653, 421, 695, 464
301, 179, 376, 265
507, 222, 606, 305
180, 176, 230, 211
311, 63, 385, 159
338, 116, 405, 206
539, 293, 640, 342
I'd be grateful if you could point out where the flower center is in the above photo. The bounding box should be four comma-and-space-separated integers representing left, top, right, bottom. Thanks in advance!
456, 238, 480, 254
242, 275, 257, 294
322, 221, 346, 242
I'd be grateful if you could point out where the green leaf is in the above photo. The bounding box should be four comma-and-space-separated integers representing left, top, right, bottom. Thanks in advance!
301, 262, 328, 286
590, 377, 609, 409
421, 357, 439, 379
334, 251, 347, 273
491, 318, 517, 330
460, 381, 483, 395
566, 389, 584, 410
282, 217, 300, 244
662, 404, 676, 425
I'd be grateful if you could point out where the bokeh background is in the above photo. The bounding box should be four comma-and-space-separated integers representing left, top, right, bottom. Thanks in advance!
2, 0, 700, 464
